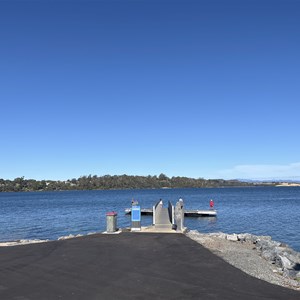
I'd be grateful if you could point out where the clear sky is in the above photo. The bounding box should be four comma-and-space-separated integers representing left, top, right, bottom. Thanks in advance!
1, 0, 300, 181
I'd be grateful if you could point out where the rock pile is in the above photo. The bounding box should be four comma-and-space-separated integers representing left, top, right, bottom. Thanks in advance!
58, 233, 83, 240
0, 239, 49, 247
186, 230, 300, 290
248, 234, 300, 280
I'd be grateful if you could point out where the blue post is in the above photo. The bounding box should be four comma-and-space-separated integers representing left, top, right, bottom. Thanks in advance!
131, 205, 141, 231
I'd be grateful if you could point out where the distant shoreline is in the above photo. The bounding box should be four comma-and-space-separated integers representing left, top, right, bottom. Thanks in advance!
1, 184, 299, 193
275, 183, 300, 187
1, 174, 300, 193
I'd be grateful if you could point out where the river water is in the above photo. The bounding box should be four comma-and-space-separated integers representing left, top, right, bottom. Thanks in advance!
1, 187, 299, 251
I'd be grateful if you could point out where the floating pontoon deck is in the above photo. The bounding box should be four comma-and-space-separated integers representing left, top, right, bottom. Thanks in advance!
125, 208, 217, 217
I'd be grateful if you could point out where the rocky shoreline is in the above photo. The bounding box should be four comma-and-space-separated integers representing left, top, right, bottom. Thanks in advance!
0, 233, 93, 247
186, 230, 300, 291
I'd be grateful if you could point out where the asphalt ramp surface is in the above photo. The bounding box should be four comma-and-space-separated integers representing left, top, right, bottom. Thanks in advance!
0, 233, 299, 300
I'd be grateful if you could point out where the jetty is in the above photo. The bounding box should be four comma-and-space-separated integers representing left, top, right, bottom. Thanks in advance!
125, 207, 217, 217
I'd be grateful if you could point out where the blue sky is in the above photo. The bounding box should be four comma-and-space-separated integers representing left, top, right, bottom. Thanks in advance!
1, 0, 300, 181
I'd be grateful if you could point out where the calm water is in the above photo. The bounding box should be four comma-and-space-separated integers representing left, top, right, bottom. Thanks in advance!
0, 187, 299, 251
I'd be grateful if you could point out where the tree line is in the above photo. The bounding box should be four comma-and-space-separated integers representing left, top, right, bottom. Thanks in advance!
0, 174, 273, 192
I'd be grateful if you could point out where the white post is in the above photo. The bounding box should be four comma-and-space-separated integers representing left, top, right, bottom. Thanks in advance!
153, 205, 155, 225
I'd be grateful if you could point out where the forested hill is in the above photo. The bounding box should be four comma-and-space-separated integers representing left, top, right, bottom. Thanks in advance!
0, 174, 274, 192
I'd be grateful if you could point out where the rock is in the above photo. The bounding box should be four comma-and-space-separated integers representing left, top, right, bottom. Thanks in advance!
274, 267, 284, 275
283, 269, 299, 279
237, 234, 246, 242
58, 234, 75, 240
285, 250, 300, 264
226, 234, 238, 242
208, 232, 227, 239
274, 246, 286, 254
237, 233, 259, 243
187, 229, 197, 235
87, 232, 97, 235
237, 233, 254, 242
261, 249, 276, 262
259, 235, 272, 241
256, 239, 272, 255
278, 255, 293, 270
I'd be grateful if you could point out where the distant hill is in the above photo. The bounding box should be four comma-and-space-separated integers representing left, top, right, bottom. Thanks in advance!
0, 174, 277, 192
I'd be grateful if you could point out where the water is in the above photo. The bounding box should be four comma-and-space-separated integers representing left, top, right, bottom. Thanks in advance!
0, 187, 299, 251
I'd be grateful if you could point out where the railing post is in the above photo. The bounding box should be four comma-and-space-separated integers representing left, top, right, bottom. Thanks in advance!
175, 198, 184, 232
152, 205, 155, 225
